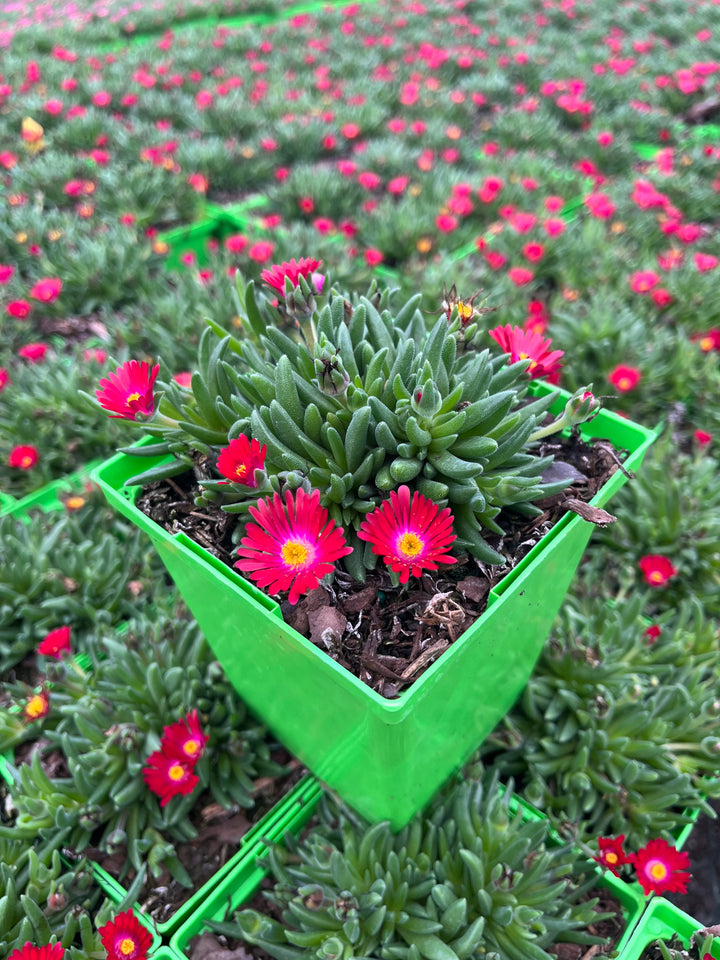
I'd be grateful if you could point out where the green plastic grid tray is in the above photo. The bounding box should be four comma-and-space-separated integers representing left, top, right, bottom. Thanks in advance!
619, 896, 720, 959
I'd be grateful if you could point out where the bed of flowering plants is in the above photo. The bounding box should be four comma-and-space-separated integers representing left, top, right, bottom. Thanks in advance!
1, 0, 720, 957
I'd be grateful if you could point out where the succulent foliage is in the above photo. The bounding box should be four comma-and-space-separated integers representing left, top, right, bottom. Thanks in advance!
481, 595, 720, 846
212, 773, 609, 960
129, 278, 568, 578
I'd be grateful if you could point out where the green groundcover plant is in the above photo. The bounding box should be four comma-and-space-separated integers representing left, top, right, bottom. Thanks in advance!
481, 593, 720, 846
210, 770, 616, 960
1, 610, 289, 889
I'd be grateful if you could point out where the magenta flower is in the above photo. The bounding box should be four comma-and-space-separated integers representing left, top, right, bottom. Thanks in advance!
357, 486, 457, 584
216, 435, 267, 486
96, 360, 159, 421
261, 258, 322, 295
488, 324, 564, 380
234, 488, 353, 604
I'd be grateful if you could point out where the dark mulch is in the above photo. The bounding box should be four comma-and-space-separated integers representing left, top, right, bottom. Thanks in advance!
137, 428, 626, 698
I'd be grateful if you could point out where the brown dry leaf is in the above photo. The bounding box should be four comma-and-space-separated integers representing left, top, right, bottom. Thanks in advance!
190, 932, 254, 960
456, 577, 489, 603
307, 605, 348, 649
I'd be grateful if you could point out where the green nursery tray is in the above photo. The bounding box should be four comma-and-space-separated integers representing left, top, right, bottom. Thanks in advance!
91, 774, 322, 940
0, 491, 16, 515
5, 461, 102, 520
619, 897, 720, 959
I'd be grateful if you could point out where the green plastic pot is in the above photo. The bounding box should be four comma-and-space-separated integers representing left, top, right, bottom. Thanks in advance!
4, 461, 102, 521
619, 897, 720, 960
93, 383, 657, 829
157, 213, 244, 272
170, 784, 644, 958
90, 775, 321, 939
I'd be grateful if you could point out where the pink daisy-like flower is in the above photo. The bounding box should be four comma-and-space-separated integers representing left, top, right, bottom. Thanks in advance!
593, 835, 628, 876
261, 258, 322, 296
357, 485, 457, 584
234, 488, 353, 605
37, 625, 72, 658
160, 709, 208, 765
142, 749, 199, 807
488, 324, 564, 380
96, 360, 159, 421
8, 944, 65, 960
98, 910, 153, 960
630, 838, 691, 896
217, 435, 267, 486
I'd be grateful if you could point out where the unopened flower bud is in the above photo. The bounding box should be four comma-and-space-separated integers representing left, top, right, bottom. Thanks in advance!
314, 348, 349, 396
106, 828, 127, 853
564, 387, 600, 426
47, 889, 68, 911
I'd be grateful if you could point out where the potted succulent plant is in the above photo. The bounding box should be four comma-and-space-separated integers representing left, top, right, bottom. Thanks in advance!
91, 261, 657, 827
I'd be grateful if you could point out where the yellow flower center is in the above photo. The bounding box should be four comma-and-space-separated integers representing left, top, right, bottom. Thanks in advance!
416, 238, 432, 253
648, 861, 669, 881
605, 852, 618, 865
184, 739, 199, 756
25, 694, 46, 718
617, 377, 631, 390
458, 302, 474, 321
65, 496, 86, 510
153, 240, 169, 254
519, 351, 538, 372
119, 937, 137, 957
168, 763, 186, 781
700, 336, 714, 351
398, 532, 424, 558
281, 540, 310, 567
648, 571, 664, 584
234, 464, 248, 480
20, 455, 34, 468
126, 391, 141, 404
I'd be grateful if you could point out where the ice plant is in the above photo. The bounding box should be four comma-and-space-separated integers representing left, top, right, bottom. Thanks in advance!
142, 749, 199, 806
608, 365, 641, 392
8, 445, 39, 470
8, 945, 64, 960
358, 485, 457, 584
593, 835, 628, 876
235, 488, 353, 604
96, 360, 159, 421
98, 910, 153, 960
639, 554, 678, 587
160, 709, 208, 765
23, 687, 50, 723
29, 277, 62, 302
488, 324, 564, 380
217, 435, 267, 486
37, 625, 72, 658
630, 838, 691, 896
99, 264, 601, 582
261, 258, 322, 295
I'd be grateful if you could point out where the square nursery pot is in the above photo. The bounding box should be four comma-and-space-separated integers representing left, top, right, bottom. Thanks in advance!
619, 897, 720, 960
93, 383, 658, 829
170, 785, 645, 959
90, 775, 322, 940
